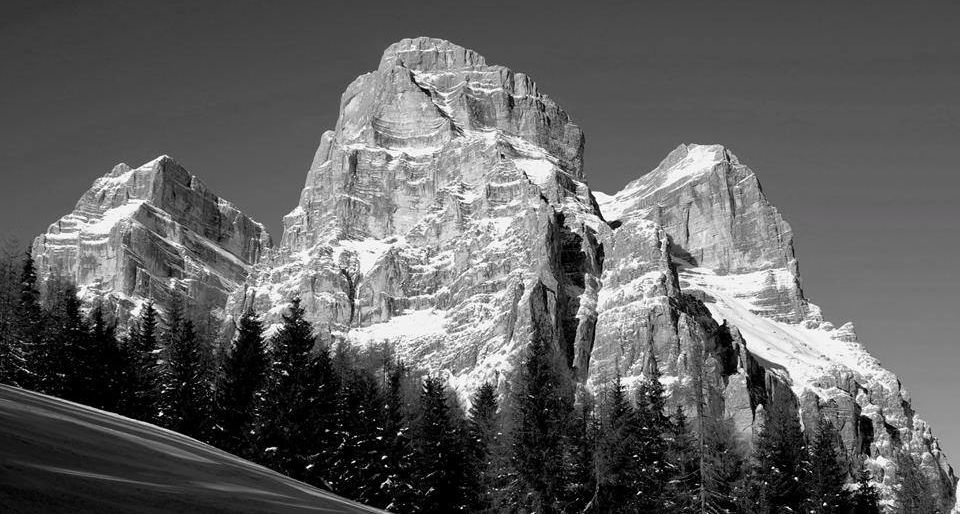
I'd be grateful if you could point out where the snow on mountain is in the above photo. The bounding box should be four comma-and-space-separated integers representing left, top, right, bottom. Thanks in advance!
593, 142, 956, 509
31, 37, 958, 511
33, 155, 271, 320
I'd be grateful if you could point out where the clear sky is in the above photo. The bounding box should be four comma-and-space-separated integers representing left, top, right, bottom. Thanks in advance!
2, 1, 958, 457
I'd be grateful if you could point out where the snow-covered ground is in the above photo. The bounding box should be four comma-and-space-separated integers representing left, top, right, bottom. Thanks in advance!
0, 385, 382, 513
679, 267, 897, 395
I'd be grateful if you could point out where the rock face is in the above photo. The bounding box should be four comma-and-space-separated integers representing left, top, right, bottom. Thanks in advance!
230, 37, 602, 391
33, 156, 270, 319
36, 37, 956, 512
593, 143, 957, 510
229, 38, 954, 511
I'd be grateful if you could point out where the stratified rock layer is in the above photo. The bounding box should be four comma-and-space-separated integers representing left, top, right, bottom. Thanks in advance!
34, 37, 955, 513
33, 156, 270, 319
233, 38, 955, 510
593, 143, 956, 510
231, 37, 602, 391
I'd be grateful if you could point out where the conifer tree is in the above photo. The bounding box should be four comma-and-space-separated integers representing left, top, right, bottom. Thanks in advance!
0, 247, 28, 385
214, 308, 269, 456
565, 399, 597, 514
699, 414, 743, 513
634, 360, 670, 512
380, 361, 416, 512
157, 315, 211, 440
591, 374, 646, 513
122, 301, 161, 422
894, 449, 935, 514
412, 376, 468, 513
803, 415, 852, 514
329, 367, 386, 506
256, 298, 335, 482
666, 405, 701, 513
740, 401, 807, 513
49, 280, 89, 401
851, 467, 882, 514
510, 332, 574, 514
15, 250, 47, 389
466, 381, 501, 513
87, 301, 126, 412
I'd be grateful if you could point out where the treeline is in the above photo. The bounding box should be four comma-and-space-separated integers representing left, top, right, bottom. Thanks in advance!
0, 249, 902, 513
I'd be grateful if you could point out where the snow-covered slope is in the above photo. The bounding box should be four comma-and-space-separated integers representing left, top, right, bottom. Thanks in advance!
0, 385, 381, 513
595, 143, 957, 510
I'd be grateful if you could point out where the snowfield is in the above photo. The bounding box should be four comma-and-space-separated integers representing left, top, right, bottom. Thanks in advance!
0, 385, 382, 513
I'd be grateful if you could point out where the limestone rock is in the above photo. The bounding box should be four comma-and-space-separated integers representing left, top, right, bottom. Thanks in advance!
33, 156, 270, 319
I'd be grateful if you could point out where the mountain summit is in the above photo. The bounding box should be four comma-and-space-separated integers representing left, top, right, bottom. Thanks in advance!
32, 37, 958, 511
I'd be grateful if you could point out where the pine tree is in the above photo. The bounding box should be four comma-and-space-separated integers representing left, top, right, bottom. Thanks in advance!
666, 405, 701, 513
329, 367, 387, 506
122, 301, 161, 422
214, 308, 269, 456
565, 399, 597, 514
380, 361, 416, 512
466, 381, 501, 513
0, 246, 28, 386
412, 376, 468, 513
509, 332, 574, 514
256, 298, 332, 481
803, 415, 852, 514
635, 361, 671, 512
157, 315, 212, 440
700, 414, 743, 513
50, 280, 89, 401
851, 466, 881, 514
590, 374, 646, 513
87, 301, 127, 412
894, 449, 935, 514
740, 401, 807, 513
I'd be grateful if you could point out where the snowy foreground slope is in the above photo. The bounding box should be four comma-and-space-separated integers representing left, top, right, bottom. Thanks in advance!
0, 385, 381, 513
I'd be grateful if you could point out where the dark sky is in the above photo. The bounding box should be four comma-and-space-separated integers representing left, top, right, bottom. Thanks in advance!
2, 1, 959, 456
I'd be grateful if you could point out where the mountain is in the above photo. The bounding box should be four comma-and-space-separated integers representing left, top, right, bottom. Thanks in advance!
31, 37, 957, 511
32, 155, 271, 320
0, 385, 382, 513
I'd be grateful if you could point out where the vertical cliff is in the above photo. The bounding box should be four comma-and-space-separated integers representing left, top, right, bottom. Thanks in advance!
33, 155, 270, 319
593, 143, 956, 510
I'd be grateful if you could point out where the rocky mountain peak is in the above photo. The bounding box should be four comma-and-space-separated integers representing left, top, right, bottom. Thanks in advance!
378, 37, 487, 71
32, 38, 957, 512
33, 155, 270, 320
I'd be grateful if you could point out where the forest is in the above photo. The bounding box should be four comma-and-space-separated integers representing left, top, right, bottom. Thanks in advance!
0, 248, 911, 513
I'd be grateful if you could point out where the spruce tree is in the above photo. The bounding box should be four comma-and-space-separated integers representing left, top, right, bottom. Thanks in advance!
700, 414, 743, 513
0, 247, 28, 386
49, 281, 89, 401
466, 381, 501, 513
329, 368, 386, 506
509, 332, 574, 514
635, 361, 670, 512
214, 308, 269, 456
381, 361, 416, 512
666, 405, 701, 513
256, 298, 335, 482
740, 402, 807, 513
851, 467, 881, 514
803, 416, 852, 514
412, 376, 467, 513
122, 302, 161, 422
87, 301, 126, 412
591, 374, 646, 513
157, 315, 211, 440
894, 449, 935, 514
